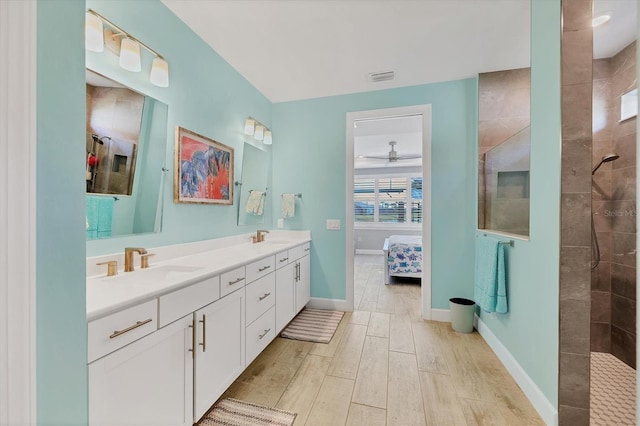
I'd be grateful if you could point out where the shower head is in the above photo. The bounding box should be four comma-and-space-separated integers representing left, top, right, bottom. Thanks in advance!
91, 134, 104, 145
591, 153, 620, 174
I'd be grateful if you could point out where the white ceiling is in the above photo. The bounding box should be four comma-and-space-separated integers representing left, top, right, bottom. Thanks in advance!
163, 0, 637, 102
593, 0, 638, 59
354, 115, 422, 169
163, 0, 531, 103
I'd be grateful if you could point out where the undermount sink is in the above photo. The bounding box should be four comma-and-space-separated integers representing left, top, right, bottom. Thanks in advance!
263, 239, 293, 245
98, 264, 204, 284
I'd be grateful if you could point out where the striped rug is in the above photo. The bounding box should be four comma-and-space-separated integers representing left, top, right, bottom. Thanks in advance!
200, 398, 296, 426
280, 308, 344, 343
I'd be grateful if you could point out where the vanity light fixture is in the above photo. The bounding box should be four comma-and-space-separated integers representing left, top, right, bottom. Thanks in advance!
244, 118, 256, 135
263, 130, 272, 145
243, 117, 272, 145
254, 125, 265, 141
592, 11, 612, 27
85, 12, 104, 52
85, 9, 170, 87
119, 38, 141, 72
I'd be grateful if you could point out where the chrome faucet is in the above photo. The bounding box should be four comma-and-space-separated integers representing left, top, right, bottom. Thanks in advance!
124, 247, 147, 272
252, 230, 269, 243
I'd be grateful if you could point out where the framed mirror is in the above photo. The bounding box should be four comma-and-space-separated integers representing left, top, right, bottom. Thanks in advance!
237, 143, 270, 226
85, 69, 169, 240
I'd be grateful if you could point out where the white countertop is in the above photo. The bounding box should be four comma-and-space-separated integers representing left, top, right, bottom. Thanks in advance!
86, 232, 310, 321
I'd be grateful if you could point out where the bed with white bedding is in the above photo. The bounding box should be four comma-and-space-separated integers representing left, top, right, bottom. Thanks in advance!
383, 235, 422, 284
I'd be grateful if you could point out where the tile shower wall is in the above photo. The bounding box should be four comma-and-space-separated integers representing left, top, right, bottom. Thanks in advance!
558, 0, 593, 423
591, 41, 637, 367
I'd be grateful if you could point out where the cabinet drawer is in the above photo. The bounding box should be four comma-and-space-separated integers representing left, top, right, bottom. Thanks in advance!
246, 306, 275, 364
220, 266, 246, 297
302, 242, 311, 255
159, 275, 220, 328
275, 250, 290, 269
245, 273, 276, 325
246, 256, 275, 283
88, 299, 158, 363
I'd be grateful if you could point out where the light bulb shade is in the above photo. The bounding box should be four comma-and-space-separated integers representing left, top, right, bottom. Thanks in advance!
244, 118, 255, 135
119, 38, 141, 72
254, 125, 265, 141
263, 130, 272, 145
85, 12, 104, 52
150, 57, 170, 87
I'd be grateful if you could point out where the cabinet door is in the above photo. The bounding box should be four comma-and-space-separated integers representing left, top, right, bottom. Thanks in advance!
276, 262, 295, 332
194, 288, 246, 422
295, 255, 311, 313
89, 316, 193, 426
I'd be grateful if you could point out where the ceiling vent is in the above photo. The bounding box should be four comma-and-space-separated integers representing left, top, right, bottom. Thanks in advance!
369, 70, 395, 83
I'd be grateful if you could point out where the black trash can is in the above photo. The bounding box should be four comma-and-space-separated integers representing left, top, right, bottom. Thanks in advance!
449, 298, 475, 333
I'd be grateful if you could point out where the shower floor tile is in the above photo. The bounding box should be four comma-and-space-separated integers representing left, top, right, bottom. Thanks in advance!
591, 352, 636, 426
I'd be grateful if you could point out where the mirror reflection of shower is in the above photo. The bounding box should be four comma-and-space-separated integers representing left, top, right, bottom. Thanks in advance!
591, 152, 619, 269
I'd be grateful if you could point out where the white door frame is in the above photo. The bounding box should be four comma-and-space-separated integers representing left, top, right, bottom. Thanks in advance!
0, 0, 37, 424
346, 104, 432, 319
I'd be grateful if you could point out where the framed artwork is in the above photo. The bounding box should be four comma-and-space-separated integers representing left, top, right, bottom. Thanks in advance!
174, 126, 234, 205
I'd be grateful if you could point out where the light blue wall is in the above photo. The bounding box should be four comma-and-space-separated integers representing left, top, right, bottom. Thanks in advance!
476, 0, 561, 407
85, 0, 272, 256
272, 80, 477, 304
36, 1, 88, 424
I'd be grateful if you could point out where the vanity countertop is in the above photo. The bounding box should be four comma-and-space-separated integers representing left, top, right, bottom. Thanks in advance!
86, 233, 311, 321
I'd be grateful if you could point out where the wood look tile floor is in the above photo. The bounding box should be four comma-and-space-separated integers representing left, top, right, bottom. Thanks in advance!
220, 254, 544, 425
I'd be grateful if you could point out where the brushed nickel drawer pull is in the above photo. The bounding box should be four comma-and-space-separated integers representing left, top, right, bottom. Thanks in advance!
259, 292, 271, 301
199, 315, 206, 352
259, 328, 271, 339
188, 319, 196, 359
279, 257, 289, 263
109, 318, 152, 339
258, 265, 271, 272
228, 277, 244, 285
304, 247, 310, 252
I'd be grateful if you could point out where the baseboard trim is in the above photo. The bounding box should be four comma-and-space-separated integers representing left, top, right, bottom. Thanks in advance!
476, 315, 558, 426
430, 308, 450, 322
355, 249, 384, 255
307, 297, 350, 312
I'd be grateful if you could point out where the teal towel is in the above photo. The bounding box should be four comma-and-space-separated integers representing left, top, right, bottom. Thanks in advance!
96, 197, 115, 237
85, 196, 98, 232
473, 237, 508, 314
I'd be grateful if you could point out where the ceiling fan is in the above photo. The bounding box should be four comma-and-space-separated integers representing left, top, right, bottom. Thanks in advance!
360, 141, 421, 162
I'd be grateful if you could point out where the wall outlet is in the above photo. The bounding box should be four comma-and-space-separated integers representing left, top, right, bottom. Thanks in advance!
277, 218, 284, 229
326, 219, 341, 230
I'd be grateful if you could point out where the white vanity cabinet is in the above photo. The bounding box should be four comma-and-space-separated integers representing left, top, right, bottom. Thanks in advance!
275, 242, 311, 332
89, 315, 194, 426
296, 249, 311, 312
87, 235, 311, 426
275, 262, 296, 332
193, 287, 245, 420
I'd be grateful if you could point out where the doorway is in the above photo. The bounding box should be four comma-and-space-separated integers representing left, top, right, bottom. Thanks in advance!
346, 105, 432, 319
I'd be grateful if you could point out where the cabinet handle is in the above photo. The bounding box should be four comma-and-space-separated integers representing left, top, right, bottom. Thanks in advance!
199, 315, 206, 352
228, 277, 244, 285
259, 292, 271, 301
188, 319, 196, 359
295, 263, 300, 282
279, 257, 289, 263
304, 247, 310, 252
258, 265, 271, 272
258, 328, 271, 339
109, 318, 152, 339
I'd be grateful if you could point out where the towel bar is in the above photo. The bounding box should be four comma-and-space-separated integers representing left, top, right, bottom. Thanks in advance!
481, 233, 514, 247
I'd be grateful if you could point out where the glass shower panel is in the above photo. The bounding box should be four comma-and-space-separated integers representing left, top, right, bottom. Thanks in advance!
479, 126, 531, 237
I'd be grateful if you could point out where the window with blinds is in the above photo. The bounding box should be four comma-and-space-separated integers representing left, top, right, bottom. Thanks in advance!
354, 175, 422, 224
